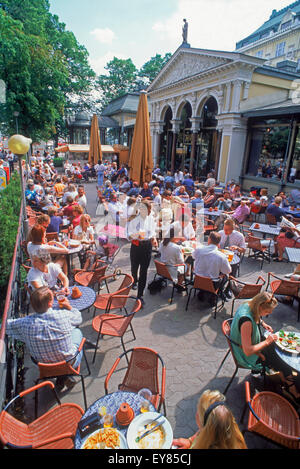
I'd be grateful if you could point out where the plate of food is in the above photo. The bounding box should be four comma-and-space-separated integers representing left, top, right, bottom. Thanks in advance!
126, 412, 173, 450
81, 427, 127, 449
68, 239, 81, 248
219, 249, 234, 262
275, 330, 300, 355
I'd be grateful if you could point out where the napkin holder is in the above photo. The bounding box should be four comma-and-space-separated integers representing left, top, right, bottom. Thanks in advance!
78, 413, 101, 437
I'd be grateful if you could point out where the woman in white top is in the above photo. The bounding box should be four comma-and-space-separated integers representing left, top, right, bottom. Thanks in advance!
27, 225, 69, 275
27, 249, 69, 293
159, 227, 186, 288
73, 214, 94, 246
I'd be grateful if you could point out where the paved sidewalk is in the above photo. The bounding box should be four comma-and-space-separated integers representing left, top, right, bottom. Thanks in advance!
23, 178, 300, 449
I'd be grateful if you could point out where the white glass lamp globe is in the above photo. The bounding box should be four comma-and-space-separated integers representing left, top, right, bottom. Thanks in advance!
8, 135, 32, 155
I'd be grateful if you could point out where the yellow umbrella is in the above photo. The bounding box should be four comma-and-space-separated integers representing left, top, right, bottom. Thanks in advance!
89, 114, 102, 164
128, 91, 153, 185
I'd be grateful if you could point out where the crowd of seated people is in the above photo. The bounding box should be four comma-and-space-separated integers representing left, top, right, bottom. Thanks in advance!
11, 149, 300, 448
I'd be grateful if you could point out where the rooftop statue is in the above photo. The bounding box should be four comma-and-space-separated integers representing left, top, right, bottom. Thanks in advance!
182, 18, 188, 43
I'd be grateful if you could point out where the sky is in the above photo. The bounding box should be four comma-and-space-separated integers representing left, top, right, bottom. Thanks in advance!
49, 0, 296, 75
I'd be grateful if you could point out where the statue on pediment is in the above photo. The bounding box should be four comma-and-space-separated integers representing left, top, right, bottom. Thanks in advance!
182, 19, 188, 43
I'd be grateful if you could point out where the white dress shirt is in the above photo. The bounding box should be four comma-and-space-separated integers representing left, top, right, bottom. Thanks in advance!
192, 244, 231, 280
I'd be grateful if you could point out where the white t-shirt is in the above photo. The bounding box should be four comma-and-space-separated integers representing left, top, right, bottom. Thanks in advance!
27, 243, 50, 263
193, 244, 231, 280
73, 225, 94, 241
27, 262, 62, 289
77, 194, 87, 210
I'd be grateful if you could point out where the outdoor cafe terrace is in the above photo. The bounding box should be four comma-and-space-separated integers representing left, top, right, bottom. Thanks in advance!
1, 173, 300, 451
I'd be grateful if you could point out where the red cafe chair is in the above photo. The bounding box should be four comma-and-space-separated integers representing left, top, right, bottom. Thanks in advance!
0, 381, 84, 449
105, 347, 166, 415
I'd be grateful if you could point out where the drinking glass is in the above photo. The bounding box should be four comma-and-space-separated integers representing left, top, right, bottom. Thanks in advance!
138, 388, 152, 413
103, 414, 114, 428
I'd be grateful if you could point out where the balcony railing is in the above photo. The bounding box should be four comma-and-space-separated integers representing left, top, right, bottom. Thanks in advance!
0, 197, 26, 411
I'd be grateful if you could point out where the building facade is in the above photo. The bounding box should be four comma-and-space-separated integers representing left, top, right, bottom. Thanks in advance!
236, 1, 300, 73
147, 44, 300, 193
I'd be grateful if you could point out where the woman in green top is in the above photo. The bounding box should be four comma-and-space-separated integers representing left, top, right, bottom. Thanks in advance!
231, 292, 300, 400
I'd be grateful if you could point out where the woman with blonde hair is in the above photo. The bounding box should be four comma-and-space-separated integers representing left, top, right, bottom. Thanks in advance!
73, 214, 94, 246
173, 389, 247, 449
231, 292, 300, 401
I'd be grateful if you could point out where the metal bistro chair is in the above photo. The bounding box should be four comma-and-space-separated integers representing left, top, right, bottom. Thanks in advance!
216, 319, 266, 395
153, 260, 189, 304
185, 274, 225, 319
229, 275, 266, 318
266, 272, 300, 322
0, 381, 84, 449
92, 296, 142, 364
46, 232, 59, 242
104, 347, 166, 415
32, 338, 90, 416
74, 260, 108, 294
241, 381, 300, 449
92, 273, 134, 317
245, 233, 272, 270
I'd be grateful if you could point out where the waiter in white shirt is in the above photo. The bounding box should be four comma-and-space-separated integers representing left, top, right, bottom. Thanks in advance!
127, 200, 158, 306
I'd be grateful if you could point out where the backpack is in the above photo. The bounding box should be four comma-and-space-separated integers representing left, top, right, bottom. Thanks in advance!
147, 277, 167, 294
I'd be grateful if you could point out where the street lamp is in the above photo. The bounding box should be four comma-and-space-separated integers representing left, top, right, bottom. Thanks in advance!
13, 111, 19, 134
8, 134, 32, 236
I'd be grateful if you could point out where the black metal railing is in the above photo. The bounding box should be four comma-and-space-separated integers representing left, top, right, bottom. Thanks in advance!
0, 200, 26, 410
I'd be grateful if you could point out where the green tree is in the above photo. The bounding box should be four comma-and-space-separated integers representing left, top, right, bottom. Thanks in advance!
97, 57, 138, 109
0, 0, 95, 142
138, 53, 172, 86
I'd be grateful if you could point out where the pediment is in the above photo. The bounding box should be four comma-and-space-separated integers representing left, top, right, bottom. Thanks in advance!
149, 49, 232, 91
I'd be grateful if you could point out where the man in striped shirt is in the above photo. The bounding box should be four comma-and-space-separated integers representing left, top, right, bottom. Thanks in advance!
6, 286, 83, 390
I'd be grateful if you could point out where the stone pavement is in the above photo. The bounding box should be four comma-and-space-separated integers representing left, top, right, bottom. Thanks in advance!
23, 178, 300, 449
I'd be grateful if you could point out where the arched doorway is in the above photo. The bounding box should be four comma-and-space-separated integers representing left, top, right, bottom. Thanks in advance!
194, 96, 219, 179
176, 102, 192, 172
160, 106, 173, 172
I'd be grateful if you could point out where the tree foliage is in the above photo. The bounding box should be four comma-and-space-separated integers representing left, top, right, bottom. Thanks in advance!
138, 53, 172, 86
0, 0, 95, 142
97, 53, 171, 111
0, 171, 21, 300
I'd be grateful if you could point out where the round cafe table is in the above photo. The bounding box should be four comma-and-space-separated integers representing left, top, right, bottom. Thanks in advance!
74, 391, 156, 449
52, 285, 96, 312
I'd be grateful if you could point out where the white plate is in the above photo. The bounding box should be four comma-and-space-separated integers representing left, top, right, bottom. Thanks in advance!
81, 428, 127, 449
275, 330, 300, 355
69, 240, 81, 248
126, 412, 173, 450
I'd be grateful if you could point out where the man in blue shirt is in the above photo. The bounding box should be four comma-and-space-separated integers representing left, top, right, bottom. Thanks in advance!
266, 196, 286, 222
190, 190, 203, 210
127, 182, 140, 197
25, 182, 40, 207
183, 174, 195, 195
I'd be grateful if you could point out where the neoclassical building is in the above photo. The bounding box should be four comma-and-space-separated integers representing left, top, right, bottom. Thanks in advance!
147, 44, 300, 191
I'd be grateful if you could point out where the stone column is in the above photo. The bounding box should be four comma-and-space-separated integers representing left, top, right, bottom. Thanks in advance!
224, 82, 232, 113
231, 80, 243, 112
151, 121, 164, 167
189, 117, 201, 175
170, 119, 181, 174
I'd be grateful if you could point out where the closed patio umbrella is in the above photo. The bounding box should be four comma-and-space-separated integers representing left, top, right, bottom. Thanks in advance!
128, 91, 153, 185
89, 114, 102, 165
